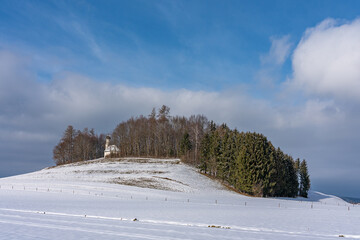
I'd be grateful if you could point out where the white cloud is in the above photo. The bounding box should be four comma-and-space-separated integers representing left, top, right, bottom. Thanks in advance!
257, 35, 292, 88
0, 50, 290, 138
45, 73, 280, 133
0, 49, 345, 135
261, 35, 292, 66
285, 99, 342, 128
292, 18, 360, 100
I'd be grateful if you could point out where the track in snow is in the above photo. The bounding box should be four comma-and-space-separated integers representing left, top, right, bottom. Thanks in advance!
0, 208, 353, 240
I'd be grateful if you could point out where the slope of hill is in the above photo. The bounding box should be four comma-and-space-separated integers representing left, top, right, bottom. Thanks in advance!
0, 158, 359, 239
11, 157, 228, 193
340, 196, 360, 204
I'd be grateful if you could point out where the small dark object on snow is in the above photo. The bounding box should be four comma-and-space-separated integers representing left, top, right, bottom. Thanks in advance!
208, 225, 221, 228
133, 218, 138, 221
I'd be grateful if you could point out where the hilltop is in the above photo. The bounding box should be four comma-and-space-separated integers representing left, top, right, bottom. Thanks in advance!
54, 107, 310, 198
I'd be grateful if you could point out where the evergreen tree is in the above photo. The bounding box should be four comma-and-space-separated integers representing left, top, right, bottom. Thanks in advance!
294, 158, 301, 195
299, 159, 311, 198
283, 155, 299, 197
198, 129, 303, 197
180, 132, 192, 162
209, 120, 217, 132
200, 133, 211, 173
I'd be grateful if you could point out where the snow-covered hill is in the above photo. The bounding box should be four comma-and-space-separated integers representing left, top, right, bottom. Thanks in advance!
8, 157, 228, 193
0, 158, 359, 239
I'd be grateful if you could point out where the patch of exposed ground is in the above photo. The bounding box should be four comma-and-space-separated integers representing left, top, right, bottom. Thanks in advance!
153, 176, 189, 187
120, 158, 181, 164
72, 170, 168, 175
109, 177, 179, 192
46, 158, 181, 169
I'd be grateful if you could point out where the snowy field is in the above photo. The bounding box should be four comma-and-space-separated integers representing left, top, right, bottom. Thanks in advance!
0, 158, 359, 239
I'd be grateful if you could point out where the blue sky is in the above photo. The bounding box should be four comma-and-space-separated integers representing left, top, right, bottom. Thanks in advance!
0, 0, 358, 90
1, 0, 360, 198
3, 0, 357, 90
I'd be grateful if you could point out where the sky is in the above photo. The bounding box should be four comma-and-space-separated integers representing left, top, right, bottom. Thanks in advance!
1, 0, 360, 198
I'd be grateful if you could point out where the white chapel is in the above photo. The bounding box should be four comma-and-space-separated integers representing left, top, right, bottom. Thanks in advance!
104, 136, 120, 158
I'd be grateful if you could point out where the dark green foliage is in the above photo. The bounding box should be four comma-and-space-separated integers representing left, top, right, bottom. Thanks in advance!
200, 125, 303, 198
200, 133, 211, 173
299, 159, 311, 198
277, 154, 299, 197
294, 158, 301, 195
180, 132, 192, 161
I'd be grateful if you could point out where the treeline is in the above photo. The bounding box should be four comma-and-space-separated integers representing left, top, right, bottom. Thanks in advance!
53, 126, 105, 165
111, 105, 207, 165
199, 123, 310, 197
53, 105, 310, 197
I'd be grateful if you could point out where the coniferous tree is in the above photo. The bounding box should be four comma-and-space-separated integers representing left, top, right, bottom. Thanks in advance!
180, 132, 192, 162
283, 155, 299, 197
199, 130, 303, 197
294, 158, 301, 195
200, 133, 211, 173
299, 159, 311, 198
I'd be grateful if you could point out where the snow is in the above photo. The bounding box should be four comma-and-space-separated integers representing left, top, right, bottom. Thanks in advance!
0, 157, 359, 239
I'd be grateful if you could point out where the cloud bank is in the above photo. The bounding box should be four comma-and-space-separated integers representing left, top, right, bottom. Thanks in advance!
292, 18, 360, 100
0, 49, 347, 175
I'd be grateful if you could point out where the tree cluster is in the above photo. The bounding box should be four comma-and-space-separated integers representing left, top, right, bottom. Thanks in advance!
53, 126, 105, 165
53, 105, 310, 198
296, 158, 311, 198
111, 105, 208, 164
200, 124, 310, 197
